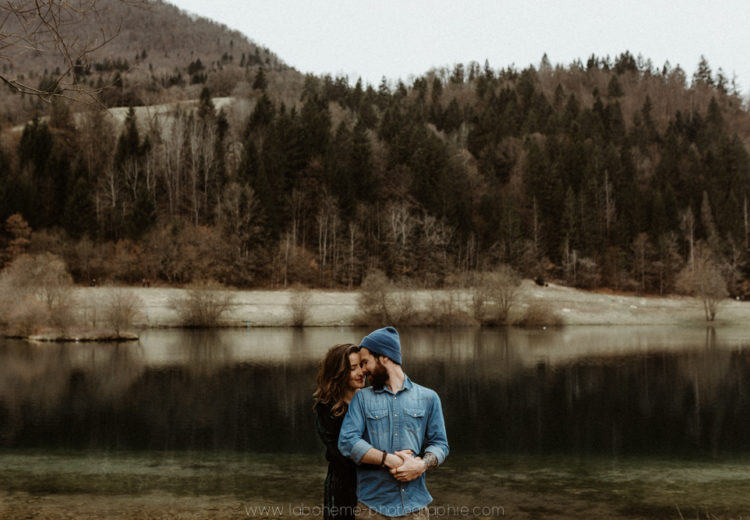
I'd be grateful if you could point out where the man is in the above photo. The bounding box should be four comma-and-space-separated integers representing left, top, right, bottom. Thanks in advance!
338, 326, 449, 519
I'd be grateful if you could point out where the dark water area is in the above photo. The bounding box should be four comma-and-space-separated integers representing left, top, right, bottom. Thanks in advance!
3, 326, 750, 518
2, 326, 750, 458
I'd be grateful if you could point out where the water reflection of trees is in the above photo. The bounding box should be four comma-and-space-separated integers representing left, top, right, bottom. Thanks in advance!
0, 340, 145, 445
0, 336, 320, 451
3, 329, 750, 456
166, 329, 232, 375
63, 361, 321, 451
426, 329, 750, 456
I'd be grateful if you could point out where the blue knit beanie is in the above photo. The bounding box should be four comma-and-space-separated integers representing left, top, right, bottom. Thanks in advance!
360, 326, 402, 365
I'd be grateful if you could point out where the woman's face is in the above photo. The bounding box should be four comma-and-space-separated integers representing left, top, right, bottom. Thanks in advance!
348, 352, 365, 391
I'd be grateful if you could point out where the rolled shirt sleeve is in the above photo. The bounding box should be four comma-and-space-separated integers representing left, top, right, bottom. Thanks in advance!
338, 391, 374, 464
423, 392, 449, 465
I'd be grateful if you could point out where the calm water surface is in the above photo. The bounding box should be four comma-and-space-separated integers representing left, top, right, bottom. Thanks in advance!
2, 326, 750, 518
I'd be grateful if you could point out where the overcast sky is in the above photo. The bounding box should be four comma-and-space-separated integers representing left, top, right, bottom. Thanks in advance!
169, 0, 750, 95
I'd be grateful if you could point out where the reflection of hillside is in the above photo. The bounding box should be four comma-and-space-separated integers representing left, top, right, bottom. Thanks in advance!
162, 329, 232, 376
0, 340, 145, 444
138, 327, 357, 365
126, 326, 749, 369
42, 361, 321, 451
505, 325, 738, 367
3, 329, 750, 455
421, 334, 750, 456
672, 329, 750, 456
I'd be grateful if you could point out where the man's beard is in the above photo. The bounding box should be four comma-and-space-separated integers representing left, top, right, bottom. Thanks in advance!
369, 361, 388, 388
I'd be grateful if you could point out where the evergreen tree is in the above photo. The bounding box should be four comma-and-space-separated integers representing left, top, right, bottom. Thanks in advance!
523, 139, 563, 255
126, 187, 156, 239
238, 139, 260, 185
350, 120, 375, 201
213, 108, 229, 191
607, 75, 624, 98
252, 68, 268, 91
298, 94, 331, 163
692, 56, 713, 87
245, 94, 275, 137
329, 122, 355, 216
442, 98, 462, 133
62, 174, 95, 239
18, 116, 53, 176
198, 86, 215, 121
562, 186, 578, 250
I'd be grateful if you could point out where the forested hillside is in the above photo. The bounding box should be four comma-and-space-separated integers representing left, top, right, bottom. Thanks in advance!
0, 0, 297, 124
2, 44, 750, 295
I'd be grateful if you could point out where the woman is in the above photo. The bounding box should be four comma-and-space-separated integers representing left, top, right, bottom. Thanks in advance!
313, 343, 366, 520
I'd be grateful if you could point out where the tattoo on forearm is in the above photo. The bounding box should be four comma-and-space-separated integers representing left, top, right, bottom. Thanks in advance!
422, 452, 438, 470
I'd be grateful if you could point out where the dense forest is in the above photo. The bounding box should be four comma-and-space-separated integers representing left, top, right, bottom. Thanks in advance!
2, 48, 750, 296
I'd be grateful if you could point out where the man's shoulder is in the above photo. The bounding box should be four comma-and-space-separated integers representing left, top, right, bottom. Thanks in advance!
358, 387, 378, 397
353, 387, 378, 403
408, 380, 440, 400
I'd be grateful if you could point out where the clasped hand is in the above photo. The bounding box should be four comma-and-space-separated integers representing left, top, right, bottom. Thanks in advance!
389, 450, 424, 482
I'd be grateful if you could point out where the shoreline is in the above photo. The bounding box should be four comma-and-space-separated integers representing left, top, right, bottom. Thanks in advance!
7, 280, 750, 341
80, 279, 750, 328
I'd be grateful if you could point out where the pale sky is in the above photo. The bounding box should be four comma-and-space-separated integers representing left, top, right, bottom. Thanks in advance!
169, 0, 750, 95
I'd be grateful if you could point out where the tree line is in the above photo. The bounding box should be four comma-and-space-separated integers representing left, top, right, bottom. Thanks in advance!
1, 52, 749, 296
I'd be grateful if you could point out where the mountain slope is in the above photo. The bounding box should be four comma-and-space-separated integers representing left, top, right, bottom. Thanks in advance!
0, 0, 301, 123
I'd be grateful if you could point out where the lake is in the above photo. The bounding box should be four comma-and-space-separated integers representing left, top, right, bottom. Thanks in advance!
2, 326, 750, 519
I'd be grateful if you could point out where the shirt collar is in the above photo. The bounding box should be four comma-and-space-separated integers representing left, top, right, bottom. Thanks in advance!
373, 374, 413, 395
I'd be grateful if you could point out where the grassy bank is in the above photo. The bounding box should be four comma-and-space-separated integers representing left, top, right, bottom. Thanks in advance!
4, 279, 750, 341
79, 280, 750, 328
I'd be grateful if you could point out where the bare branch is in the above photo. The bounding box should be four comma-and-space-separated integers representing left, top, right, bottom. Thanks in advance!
0, 0, 144, 102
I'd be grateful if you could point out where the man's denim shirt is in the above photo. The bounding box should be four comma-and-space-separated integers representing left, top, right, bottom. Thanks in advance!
338, 375, 449, 517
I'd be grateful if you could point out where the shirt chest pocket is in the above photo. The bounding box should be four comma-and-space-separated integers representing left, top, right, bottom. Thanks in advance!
402, 407, 425, 433
365, 409, 389, 437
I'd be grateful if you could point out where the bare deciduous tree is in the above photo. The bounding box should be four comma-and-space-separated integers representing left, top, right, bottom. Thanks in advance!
680, 207, 696, 269
0, 252, 76, 334
357, 268, 392, 326
516, 301, 564, 328
314, 190, 341, 285
676, 243, 728, 321
466, 265, 521, 325
467, 272, 493, 323
288, 285, 312, 327
102, 287, 142, 336
487, 264, 521, 325
0, 0, 145, 101
169, 280, 235, 327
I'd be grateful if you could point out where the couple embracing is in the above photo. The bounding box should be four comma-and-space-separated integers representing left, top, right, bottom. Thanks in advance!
314, 327, 449, 520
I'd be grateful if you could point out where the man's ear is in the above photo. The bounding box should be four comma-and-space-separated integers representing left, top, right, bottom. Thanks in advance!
379, 355, 390, 366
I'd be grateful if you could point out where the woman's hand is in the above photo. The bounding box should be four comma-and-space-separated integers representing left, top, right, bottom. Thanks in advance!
383, 452, 404, 469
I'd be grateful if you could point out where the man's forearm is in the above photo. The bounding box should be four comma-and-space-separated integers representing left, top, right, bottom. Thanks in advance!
361, 447, 402, 469
422, 452, 439, 470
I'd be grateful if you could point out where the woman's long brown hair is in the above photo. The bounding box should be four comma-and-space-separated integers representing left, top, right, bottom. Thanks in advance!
313, 343, 360, 417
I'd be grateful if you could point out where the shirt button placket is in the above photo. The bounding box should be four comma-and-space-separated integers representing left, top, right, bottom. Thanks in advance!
393, 408, 400, 450
393, 395, 399, 450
